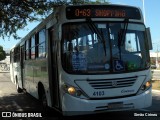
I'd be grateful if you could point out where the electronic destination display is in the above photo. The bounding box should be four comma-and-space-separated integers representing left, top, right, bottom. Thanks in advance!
66, 5, 141, 20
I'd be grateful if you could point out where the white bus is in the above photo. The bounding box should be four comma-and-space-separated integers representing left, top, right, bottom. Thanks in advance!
10, 4, 152, 116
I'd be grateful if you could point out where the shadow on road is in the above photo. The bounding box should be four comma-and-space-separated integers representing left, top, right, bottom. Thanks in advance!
0, 92, 62, 119
0, 93, 41, 111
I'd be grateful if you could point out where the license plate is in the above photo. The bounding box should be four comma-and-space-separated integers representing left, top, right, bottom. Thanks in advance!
108, 102, 123, 109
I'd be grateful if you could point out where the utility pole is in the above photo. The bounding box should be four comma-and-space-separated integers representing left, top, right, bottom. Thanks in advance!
142, 0, 146, 24
156, 44, 159, 68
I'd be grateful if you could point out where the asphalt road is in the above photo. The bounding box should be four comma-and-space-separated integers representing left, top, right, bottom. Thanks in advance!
0, 72, 160, 120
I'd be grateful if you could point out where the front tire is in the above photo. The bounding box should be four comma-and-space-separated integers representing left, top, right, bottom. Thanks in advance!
40, 89, 49, 116
42, 93, 48, 110
16, 79, 23, 93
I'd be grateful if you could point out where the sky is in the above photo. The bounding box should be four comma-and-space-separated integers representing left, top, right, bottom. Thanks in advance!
0, 0, 159, 52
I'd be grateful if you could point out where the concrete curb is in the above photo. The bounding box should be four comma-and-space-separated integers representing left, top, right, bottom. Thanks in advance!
151, 70, 160, 71
152, 89, 160, 93
152, 79, 160, 81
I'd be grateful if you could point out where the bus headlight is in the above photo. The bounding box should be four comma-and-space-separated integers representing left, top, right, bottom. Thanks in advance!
62, 84, 86, 98
137, 80, 152, 95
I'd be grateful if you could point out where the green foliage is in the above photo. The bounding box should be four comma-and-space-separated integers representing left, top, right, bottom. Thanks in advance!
0, 0, 110, 40
0, 46, 6, 61
71, 0, 110, 5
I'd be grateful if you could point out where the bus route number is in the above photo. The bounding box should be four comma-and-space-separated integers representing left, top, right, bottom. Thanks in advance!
93, 91, 105, 96
75, 9, 91, 17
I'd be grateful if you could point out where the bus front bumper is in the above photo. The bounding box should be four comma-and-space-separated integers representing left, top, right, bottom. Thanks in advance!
62, 87, 152, 116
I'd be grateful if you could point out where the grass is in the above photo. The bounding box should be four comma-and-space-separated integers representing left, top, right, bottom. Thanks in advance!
152, 80, 160, 90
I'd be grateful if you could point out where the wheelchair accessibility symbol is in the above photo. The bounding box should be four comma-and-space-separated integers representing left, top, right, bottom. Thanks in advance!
113, 60, 125, 72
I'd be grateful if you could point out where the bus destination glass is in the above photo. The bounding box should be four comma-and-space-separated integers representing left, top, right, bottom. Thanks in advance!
66, 5, 141, 20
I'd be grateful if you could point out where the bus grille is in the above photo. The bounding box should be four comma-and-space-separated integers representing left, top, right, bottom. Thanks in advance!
87, 76, 137, 89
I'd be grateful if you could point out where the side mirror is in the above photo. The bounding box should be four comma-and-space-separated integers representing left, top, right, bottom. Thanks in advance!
146, 27, 153, 50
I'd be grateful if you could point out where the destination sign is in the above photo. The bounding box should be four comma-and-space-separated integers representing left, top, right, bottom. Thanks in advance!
66, 5, 141, 20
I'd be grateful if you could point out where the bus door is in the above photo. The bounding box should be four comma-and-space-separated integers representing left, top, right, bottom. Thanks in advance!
20, 45, 25, 88
48, 27, 60, 109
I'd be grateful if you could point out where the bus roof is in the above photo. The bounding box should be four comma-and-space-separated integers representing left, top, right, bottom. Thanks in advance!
12, 4, 143, 49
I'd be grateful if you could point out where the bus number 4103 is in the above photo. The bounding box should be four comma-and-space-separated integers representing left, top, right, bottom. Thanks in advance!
93, 91, 105, 96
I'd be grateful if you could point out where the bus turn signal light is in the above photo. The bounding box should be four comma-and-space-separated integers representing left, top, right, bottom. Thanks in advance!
141, 81, 152, 91
62, 84, 83, 97
68, 87, 76, 95
145, 81, 151, 88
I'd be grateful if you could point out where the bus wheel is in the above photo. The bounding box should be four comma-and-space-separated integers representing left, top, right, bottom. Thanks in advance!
41, 91, 49, 115
16, 80, 23, 93
42, 93, 47, 109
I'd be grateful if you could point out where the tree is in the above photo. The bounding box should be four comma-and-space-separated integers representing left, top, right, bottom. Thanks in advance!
0, 0, 109, 39
0, 46, 6, 61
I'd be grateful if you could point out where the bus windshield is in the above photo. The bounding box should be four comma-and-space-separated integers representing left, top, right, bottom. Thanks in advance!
61, 22, 150, 74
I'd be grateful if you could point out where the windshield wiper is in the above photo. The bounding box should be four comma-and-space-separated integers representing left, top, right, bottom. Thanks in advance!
86, 18, 107, 56
118, 19, 129, 59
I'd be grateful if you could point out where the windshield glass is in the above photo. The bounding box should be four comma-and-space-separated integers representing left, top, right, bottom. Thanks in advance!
61, 22, 150, 74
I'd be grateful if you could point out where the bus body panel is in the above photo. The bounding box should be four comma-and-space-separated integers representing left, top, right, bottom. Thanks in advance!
23, 53, 49, 100
62, 87, 152, 116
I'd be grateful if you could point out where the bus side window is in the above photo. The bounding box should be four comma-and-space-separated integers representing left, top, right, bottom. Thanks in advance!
25, 40, 30, 60
31, 35, 36, 59
38, 29, 46, 58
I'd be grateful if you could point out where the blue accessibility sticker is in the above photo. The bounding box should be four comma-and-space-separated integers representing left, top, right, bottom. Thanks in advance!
113, 60, 125, 72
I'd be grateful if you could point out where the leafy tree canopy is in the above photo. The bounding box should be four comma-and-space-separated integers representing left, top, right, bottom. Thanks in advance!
0, 0, 109, 39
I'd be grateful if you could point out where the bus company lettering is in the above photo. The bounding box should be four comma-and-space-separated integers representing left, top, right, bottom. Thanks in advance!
95, 10, 126, 17
11, 112, 42, 118
121, 89, 134, 93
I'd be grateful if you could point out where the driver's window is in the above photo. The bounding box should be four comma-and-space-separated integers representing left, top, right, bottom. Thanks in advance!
125, 33, 140, 52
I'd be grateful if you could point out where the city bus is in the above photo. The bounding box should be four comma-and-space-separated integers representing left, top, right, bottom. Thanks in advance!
10, 4, 152, 116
